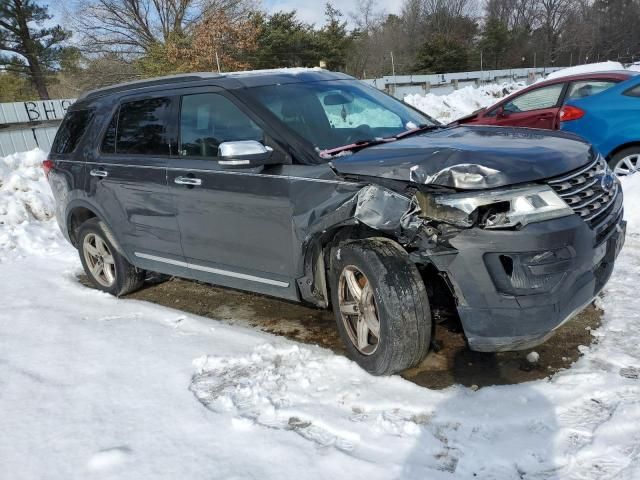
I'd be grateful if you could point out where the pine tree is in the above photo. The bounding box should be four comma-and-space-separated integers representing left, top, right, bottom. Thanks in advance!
0, 0, 71, 99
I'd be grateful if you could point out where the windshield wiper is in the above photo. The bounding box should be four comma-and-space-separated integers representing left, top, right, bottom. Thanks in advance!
394, 124, 441, 140
319, 137, 395, 158
319, 124, 442, 158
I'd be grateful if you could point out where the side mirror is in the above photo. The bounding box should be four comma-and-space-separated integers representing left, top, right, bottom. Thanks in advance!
496, 105, 507, 118
218, 141, 275, 168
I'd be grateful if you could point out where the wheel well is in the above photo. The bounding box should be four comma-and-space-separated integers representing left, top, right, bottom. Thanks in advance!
68, 207, 97, 247
606, 141, 640, 160
319, 228, 460, 321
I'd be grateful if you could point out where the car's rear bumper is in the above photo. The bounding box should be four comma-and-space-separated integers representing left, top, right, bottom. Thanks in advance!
426, 201, 625, 352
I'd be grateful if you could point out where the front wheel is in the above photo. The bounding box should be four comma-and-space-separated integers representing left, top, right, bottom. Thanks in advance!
609, 147, 640, 176
329, 238, 432, 375
78, 218, 145, 296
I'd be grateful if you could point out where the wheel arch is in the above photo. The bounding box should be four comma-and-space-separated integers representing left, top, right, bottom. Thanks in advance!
65, 201, 131, 262
606, 141, 640, 161
296, 223, 400, 308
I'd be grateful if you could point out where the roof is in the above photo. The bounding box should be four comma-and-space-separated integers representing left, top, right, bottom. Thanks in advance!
77, 68, 354, 102
538, 70, 637, 86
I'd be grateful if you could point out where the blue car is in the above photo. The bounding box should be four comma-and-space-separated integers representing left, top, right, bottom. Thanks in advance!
560, 72, 640, 176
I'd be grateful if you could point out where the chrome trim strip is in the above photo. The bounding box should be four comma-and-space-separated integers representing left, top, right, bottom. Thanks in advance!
559, 176, 598, 195
134, 252, 290, 288
57, 160, 359, 185
548, 156, 601, 184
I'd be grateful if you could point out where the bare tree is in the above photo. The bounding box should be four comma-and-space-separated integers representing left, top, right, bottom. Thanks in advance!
535, 0, 578, 63
485, 0, 537, 30
69, 0, 256, 55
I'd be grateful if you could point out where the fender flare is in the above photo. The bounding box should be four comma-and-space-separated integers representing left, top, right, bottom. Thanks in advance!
64, 200, 132, 263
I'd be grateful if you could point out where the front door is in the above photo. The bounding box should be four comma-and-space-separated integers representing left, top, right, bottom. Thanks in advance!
168, 89, 298, 299
492, 82, 566, 130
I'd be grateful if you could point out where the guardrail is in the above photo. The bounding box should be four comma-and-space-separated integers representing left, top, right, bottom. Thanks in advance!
364, 66, 565, 98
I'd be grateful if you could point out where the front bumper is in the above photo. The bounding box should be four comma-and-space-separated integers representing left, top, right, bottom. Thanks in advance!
425, 197, 625, 352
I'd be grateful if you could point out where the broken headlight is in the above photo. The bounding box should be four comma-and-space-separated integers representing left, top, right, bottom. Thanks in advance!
416, 186, 574, 229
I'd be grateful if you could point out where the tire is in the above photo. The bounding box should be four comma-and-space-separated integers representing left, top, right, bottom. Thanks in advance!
328, 238, 432, 375
77, 218, 145, 296
608, 147, 640, 177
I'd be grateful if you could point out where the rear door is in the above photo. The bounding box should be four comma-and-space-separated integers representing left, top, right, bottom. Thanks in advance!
166, 88, 298, 299
489, 83, 567, 129
564, 79, 620, 102
89, 92, 185, 271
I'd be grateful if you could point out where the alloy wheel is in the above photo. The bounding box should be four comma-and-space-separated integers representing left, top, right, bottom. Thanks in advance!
613, 153, 640, 176
83, 233, 116, 287
338, 266, 380, 355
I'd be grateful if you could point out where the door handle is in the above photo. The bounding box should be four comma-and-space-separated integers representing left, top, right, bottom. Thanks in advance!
174, 176, 202, 186
89, 169, 108, 178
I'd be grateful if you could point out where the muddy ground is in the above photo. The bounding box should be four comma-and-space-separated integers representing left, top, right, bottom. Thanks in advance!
82, 275, 601, 390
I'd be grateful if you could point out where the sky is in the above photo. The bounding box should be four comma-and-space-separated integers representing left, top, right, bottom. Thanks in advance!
261, 0, 404, 25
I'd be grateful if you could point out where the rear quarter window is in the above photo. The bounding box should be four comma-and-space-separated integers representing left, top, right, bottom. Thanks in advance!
101, 97, 172, 155
51, 109, 94, 154
623, 85, 640, 97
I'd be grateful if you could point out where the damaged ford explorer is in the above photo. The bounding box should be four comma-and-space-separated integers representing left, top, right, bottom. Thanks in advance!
47, 69, 626, 375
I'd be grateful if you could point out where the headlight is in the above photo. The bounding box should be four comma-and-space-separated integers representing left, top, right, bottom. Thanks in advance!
416, 185, 574, 229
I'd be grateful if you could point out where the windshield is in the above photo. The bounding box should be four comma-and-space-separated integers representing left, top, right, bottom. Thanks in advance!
244, 80, 437, 153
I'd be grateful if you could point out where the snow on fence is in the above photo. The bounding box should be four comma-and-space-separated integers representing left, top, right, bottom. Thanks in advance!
365, 66, 565, 98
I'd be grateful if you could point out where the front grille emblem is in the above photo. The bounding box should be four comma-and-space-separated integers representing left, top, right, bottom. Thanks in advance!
600, 172, 615, 192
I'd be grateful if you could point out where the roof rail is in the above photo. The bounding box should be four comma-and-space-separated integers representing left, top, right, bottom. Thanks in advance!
78, 73, 224, 101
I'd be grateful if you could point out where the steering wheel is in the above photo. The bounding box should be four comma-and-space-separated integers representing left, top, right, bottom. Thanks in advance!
345, 124, 373, 144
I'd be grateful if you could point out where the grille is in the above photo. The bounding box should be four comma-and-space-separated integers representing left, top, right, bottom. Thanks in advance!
548, 155, 619, 227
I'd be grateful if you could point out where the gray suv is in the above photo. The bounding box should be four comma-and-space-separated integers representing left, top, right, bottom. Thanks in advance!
45, 69, 625, 375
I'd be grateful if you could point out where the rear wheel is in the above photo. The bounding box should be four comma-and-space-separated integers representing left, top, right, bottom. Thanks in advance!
329, 238, 432, 375
78, 218, 145, 296
609, 147, 640, 177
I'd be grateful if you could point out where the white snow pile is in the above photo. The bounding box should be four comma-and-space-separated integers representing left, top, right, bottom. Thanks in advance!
0, 148, 65, 258
404, 82, 524, 123
545, 61, 626, 81
0, 148, 52, 225
1, 147, 640, 477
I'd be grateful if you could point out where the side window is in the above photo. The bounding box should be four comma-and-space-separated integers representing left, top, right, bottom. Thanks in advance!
503, 84, 565, 113
52, 109, 94, 154
104, 97, 172, 155
566, 80, 618, 100
624, 85, 640, 97
179, 93, 263, 157
318, 91, 404, 129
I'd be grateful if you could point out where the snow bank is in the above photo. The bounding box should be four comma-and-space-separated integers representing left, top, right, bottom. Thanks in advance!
0, 148, 52, 225
0, 148, 65, 259
545, 61, 626, 80
404, 82, 524, 123
621, 175, 640, 234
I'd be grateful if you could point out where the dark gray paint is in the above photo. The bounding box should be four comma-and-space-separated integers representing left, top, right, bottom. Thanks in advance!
332, 125, 593, 189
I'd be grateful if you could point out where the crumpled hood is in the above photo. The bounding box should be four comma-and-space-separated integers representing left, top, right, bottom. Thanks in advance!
331, 126, 593, 190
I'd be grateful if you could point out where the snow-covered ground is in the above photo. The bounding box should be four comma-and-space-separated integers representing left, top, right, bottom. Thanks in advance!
2, 138, 640, 477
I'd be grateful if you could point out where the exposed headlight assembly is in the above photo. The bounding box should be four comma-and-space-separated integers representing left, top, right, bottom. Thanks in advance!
416, 185, 574, 229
